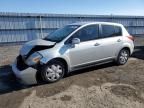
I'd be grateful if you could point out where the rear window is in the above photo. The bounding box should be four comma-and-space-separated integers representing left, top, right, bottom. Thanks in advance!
101, 25, 122, 38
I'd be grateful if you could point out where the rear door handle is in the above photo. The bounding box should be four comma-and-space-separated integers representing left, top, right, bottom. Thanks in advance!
94, 43, 100, 46
117, 39, 122, 42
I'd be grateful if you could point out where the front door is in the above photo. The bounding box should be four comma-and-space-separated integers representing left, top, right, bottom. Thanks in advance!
67, 24, 103, 68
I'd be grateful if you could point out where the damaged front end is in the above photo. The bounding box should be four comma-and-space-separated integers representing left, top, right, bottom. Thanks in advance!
12, 39, 56, 85
12, 55, 38, 85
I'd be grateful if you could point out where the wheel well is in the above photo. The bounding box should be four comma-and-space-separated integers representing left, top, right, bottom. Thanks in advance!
121, 47, 131, 55
36, 57, 68, 83
51, 58, 68, 74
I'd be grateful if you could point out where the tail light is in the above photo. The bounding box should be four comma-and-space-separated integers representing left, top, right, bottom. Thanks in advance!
127, 35, 134, 41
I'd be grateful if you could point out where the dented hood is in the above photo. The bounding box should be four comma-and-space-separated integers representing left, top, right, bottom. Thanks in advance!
20, 39, 56, 56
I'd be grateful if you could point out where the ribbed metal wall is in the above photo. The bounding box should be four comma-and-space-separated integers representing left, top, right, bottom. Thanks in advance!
0, 12, 144, 43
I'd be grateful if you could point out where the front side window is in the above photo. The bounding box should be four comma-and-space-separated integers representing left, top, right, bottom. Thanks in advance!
101, 25, 122, 38
44, 25, 80, 42
71, 25, 99, 42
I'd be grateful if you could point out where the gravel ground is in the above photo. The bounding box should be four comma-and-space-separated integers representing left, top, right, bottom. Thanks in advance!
0, 37, 144, 108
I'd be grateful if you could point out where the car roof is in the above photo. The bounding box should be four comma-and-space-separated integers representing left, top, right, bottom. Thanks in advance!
68, 22, 123, 27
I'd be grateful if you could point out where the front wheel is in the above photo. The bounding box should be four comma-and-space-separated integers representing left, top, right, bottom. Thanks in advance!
116, 49, 130, 65
41, 60, 65, 83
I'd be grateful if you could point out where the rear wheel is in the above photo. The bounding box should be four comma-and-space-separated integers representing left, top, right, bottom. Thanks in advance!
41, 60, 65, 83
116, 49, 130, 65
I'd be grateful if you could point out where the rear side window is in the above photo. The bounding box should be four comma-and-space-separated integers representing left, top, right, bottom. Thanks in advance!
101, 25, 122, 38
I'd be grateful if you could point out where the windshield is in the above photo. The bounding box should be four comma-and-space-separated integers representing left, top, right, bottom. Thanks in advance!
44, 25, 80, 42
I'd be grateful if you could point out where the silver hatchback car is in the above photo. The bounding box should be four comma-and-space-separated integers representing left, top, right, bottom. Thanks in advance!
12, 22, 134, 85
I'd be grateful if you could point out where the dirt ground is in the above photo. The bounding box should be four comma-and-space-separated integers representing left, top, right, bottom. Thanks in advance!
0, 37, 144, 108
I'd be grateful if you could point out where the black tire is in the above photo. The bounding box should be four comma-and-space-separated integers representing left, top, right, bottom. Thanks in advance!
116, 49, 130, 65
41, 60, 65, 83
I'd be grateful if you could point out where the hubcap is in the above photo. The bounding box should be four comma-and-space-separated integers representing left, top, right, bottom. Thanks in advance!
119, 50, 128, 64
45, 64, 63, 81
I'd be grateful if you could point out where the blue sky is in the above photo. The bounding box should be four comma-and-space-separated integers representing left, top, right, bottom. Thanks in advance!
0, 0, 144, 16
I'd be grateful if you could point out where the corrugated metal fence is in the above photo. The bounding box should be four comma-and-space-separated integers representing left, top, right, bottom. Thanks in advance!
0, 12, 144, 44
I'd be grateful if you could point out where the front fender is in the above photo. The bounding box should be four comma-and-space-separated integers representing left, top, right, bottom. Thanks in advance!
40, 56, 71, 72
40, 57, 52, 64
38, 44, 71, 72
38, 48, 60, 64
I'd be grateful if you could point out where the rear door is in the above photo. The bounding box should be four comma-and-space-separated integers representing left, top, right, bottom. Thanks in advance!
99, 24, 123, 59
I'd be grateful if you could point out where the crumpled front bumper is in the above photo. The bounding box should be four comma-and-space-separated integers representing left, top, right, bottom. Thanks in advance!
12, 60, 37, 85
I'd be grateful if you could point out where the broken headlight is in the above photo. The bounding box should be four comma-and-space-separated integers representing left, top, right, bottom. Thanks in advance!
25, 52, 42, 66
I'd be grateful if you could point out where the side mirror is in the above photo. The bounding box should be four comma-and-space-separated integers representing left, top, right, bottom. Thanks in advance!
72, 38, 80, 44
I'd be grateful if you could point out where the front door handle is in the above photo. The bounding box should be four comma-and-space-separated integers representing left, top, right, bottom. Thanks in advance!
94, 43, 100, 46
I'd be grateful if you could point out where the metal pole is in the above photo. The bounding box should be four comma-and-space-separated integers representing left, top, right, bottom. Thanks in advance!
40, 15, 43, 38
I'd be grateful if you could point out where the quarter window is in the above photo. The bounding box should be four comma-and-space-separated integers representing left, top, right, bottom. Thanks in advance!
114, 26, 122, 36
101, 25, 122, 38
